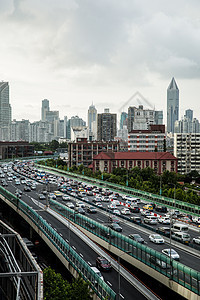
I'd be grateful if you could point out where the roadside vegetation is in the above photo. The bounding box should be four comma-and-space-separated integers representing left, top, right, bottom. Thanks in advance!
43, 267, 93, 300
38, 159, 200, 206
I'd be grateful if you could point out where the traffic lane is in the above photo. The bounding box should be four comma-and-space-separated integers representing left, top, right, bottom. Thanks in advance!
38, 211, 144, 300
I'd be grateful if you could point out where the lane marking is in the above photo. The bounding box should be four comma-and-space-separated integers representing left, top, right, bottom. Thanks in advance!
107, 281, 112, 286
88, 261, 92, 266
72, 246, 76, 250
80, 253, 83, 257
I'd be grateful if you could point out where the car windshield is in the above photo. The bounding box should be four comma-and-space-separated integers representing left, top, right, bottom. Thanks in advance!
154, 235, 161, 239
101, 259, 109, 264
134, 234, 140, 238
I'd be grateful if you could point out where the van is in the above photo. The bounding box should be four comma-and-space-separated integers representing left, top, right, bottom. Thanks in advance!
144, 216, 158, 225
171, 223, 188, 233
172, 232, 191, 244
91, 266, 104, 281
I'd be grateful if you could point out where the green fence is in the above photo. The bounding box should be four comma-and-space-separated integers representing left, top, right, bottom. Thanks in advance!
39, 165, 200, 216
0, 186, 116, 300
49, 198, 200, 296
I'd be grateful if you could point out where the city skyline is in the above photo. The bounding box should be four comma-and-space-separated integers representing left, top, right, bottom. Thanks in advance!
1, 1, 200, 122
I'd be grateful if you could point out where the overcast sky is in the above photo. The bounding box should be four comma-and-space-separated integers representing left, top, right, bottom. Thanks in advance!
1, 0, 200, 123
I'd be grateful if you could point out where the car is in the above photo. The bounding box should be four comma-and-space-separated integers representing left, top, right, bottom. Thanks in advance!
75, 207, 85, 214
130, 206, 140, 213
109, 223, 122, 232
107, 204, 117, 210
121, 208, 130, 215
48, 193, 56, 200
91, 267, 104, 281
162, 249, 180, 261
143, 204, 153, 211
38, 194, 46, 200
62, 195, 71, 201
130, 216, 142, 224
76, 201, 85, 208
149, 234, 164, 244
95, 202, 103, 207
85, 221, 96, 230
2, 181, 8, 186
155, 206, 168, 213
66, 202, 75, 209
113, 209, 121, 215
96, 257, 112, 271
86, 191, 93, 196
87, 206, 97, 213
193, 236, 200, 244
141, 210, 151, 216
129, 234, 144, 243
156, 227, 170, 237
158, 217, 171, 224
101, 196, 110, 202
112, 200, 121, 206
108, 216, 120, 224
24, 186, 31, 192
149, 256, 168, 269
54, 191, 62, 197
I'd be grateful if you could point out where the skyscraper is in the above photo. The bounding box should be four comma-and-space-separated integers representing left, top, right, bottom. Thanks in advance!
97, 109, 117, 141
185, 109, 193, 122
41, 99, 50, 121
167, 77, 179, 133
120, 112, 128, 129
88, 104, 97, 131
0, 81, 11, 127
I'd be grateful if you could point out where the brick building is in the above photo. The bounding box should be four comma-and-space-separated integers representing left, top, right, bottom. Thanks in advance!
92, 151, 177, 175
68, 138, 120, 168
0, 141, 34, 159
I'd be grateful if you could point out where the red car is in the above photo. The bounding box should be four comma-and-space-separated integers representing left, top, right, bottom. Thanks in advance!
96, 257, 112, 271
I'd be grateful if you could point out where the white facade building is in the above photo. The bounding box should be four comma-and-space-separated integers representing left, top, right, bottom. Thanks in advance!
174, 133, 200, 174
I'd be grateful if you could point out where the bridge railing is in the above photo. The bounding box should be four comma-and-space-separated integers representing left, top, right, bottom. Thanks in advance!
0, 186, 116, 300
49, 198, 200, 296
37, 165, 200, 216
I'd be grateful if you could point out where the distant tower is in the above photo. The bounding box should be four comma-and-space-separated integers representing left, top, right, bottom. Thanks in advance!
167, 78, 179, 133
0, 81, 12, 127
97, 109, 117, 141
120, 112, 128, 129
41, 99, 50, 121
88, 103, 97, 131
185, 109, 193, 122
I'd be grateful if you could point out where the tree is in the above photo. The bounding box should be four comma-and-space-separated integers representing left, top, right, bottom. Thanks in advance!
49, 140, 60, 151
67, 276, 93, 300
43, 267, 68, 300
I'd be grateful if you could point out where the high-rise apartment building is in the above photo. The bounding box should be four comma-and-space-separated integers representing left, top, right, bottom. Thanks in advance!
174, 133, 200, 174
167, 77, 179, 133
41, 99, 50, 121
97, 109, 117, 141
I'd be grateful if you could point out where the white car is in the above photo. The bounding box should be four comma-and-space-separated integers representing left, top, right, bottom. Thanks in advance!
113, 209, 121, 215
193, 236, 200, 244
62, 195, 71, 201
95, 202, 103, 207
112, 200, 121, 206
158, 217, 171, 224
149, 234, 164, 244
107, 204, 117, 210
67, 202, 75, 209
101, 196, 110, 202
121, 208, 131, 215
76, 201, 85, 208
162, 248, 180, 261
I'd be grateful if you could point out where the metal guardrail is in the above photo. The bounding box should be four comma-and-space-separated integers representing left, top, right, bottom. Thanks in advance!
49, 198, 200, 296
0, 186, 116, 300
38, 165, 200, 216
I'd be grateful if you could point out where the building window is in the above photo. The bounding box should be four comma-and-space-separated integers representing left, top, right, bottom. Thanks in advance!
146, 161, 149, 167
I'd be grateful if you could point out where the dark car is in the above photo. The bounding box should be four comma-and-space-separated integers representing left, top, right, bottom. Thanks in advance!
155, 206, 168, 213
87, 206, 97, 213
129, 234, 145, 243
24, 186, 31, 192
156, 226, 171, 237
130, 206, 140, 213
109, 223, 122, 232
149, 256, 168, 269
96, 257, 112, 271
130, 216, 142, 224
148, 202, 156, 209
85, 221, 96, 230
100, 229, 115, 239
108, 216, 120, 224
